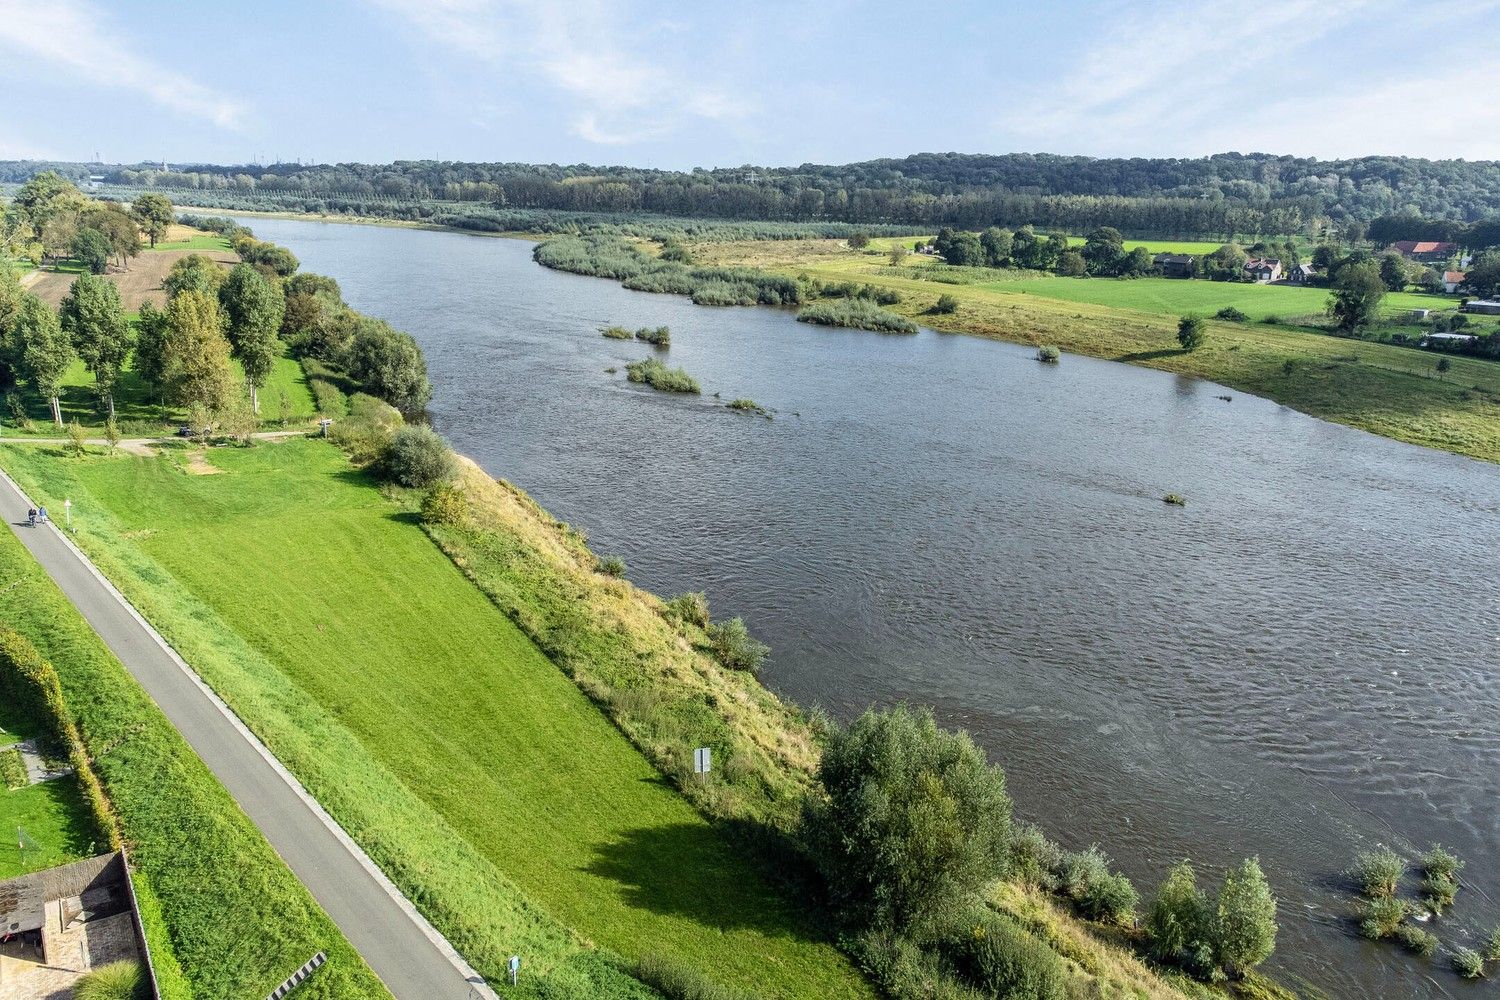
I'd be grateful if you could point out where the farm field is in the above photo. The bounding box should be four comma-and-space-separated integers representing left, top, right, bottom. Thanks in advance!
0, 439, 874, 999
24, 247, 239, 310
973, 274, 1455, 321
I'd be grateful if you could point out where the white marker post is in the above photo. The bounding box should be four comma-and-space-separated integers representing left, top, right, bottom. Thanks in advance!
64, 497, 72, 530
508, 955, 520, 986
693, 747, 711, 780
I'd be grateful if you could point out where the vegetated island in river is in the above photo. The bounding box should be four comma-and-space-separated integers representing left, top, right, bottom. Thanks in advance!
528, 227, 1500, 466
0, 196, 1298, 999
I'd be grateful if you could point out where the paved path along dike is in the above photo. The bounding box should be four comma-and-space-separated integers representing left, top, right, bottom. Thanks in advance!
0, 464, 497, 1000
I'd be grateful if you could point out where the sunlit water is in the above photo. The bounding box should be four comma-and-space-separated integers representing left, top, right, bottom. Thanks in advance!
242, 217, 1500, 997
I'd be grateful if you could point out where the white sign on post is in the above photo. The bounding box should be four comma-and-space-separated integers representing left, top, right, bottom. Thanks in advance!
509, 955, 520, 985
693, 747, 711, 774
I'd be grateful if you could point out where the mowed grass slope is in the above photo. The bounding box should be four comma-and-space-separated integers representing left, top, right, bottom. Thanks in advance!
0, 525, 388, 999
2, 440, 871, 999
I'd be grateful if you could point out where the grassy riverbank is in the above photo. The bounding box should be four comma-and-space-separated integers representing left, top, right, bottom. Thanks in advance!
0, 526, 388, 1000
0, 438, 872, 999
687, 238, 1500, 464
0, 434, 1265, 999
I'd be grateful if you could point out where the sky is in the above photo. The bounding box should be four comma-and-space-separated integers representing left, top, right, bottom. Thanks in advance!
2, 0, 1499, 169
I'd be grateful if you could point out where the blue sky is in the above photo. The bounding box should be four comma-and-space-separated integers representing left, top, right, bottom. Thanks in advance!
2, 0, 1498, 168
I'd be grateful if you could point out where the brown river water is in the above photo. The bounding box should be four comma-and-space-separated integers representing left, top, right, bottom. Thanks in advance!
241, 217, 1500, 998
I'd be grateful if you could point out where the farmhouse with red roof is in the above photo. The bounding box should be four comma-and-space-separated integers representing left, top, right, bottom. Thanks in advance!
1387, 240, 1457, 263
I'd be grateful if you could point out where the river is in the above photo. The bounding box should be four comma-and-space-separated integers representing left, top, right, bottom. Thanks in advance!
239, 216, 1500, 997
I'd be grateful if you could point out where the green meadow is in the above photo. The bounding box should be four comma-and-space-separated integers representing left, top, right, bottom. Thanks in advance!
973, 274, 1456, 322
145, 234, 233, 252
0, 691, 99, 879
0, 438, 873, 999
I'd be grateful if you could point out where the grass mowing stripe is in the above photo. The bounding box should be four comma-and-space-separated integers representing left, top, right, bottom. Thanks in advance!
3, 440, 871, 999
0, 527, 388, 1000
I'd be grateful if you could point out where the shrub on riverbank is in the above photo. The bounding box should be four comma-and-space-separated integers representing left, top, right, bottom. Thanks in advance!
625, 357, 700, 393
706, 617, 768, 674
663, 592, 710, 629
805, 704, 1012, 934
797, 299, 917, 334
381, 425, 457, 488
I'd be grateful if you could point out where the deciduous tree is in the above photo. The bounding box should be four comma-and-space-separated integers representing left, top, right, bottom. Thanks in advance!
72, 228, 112, 274
804, 704, 1012, 934
344, 316, 432, 413
163, 254, 227, 299
165, 289, 236, 416
1177, 315, 1207, 351
134, 302, 172, 412
1328, 260, 1386, 331
1214, 858, 1277, 977
132, 193, 174, 248
219, 263, 284, 413
13, 294, 73, 425
59, 274, 131, 419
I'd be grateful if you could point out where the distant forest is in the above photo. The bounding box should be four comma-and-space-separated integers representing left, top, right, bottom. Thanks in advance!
6, 152, 1500, 240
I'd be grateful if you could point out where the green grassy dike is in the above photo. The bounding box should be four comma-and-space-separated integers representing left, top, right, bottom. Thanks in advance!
0, 438, 872, 1000
0, 527, 388, 1000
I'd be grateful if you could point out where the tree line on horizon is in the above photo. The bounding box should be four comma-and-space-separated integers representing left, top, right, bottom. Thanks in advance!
10, 151, 1500, 239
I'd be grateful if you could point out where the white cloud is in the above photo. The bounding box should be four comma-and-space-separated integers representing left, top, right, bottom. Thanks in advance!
988, 0, 1500, 158
370, 0, 750, 146
1198, 64, 1500, 160
0, 0, 247, 130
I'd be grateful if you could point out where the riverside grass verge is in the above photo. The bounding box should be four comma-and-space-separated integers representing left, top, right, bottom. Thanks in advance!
0, 438, 873, 1000
685, 238, 1500, 465
0, 528, 382, 1000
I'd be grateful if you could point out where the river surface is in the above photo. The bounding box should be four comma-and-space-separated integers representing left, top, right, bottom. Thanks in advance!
241, 216, 1500, 997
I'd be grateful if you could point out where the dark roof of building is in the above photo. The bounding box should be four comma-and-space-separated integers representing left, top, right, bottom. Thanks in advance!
1245, 258, 1281, 270
1153, 253, 1195, 264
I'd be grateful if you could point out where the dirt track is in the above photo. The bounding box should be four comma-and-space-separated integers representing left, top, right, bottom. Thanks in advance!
26, 249, 239, 310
